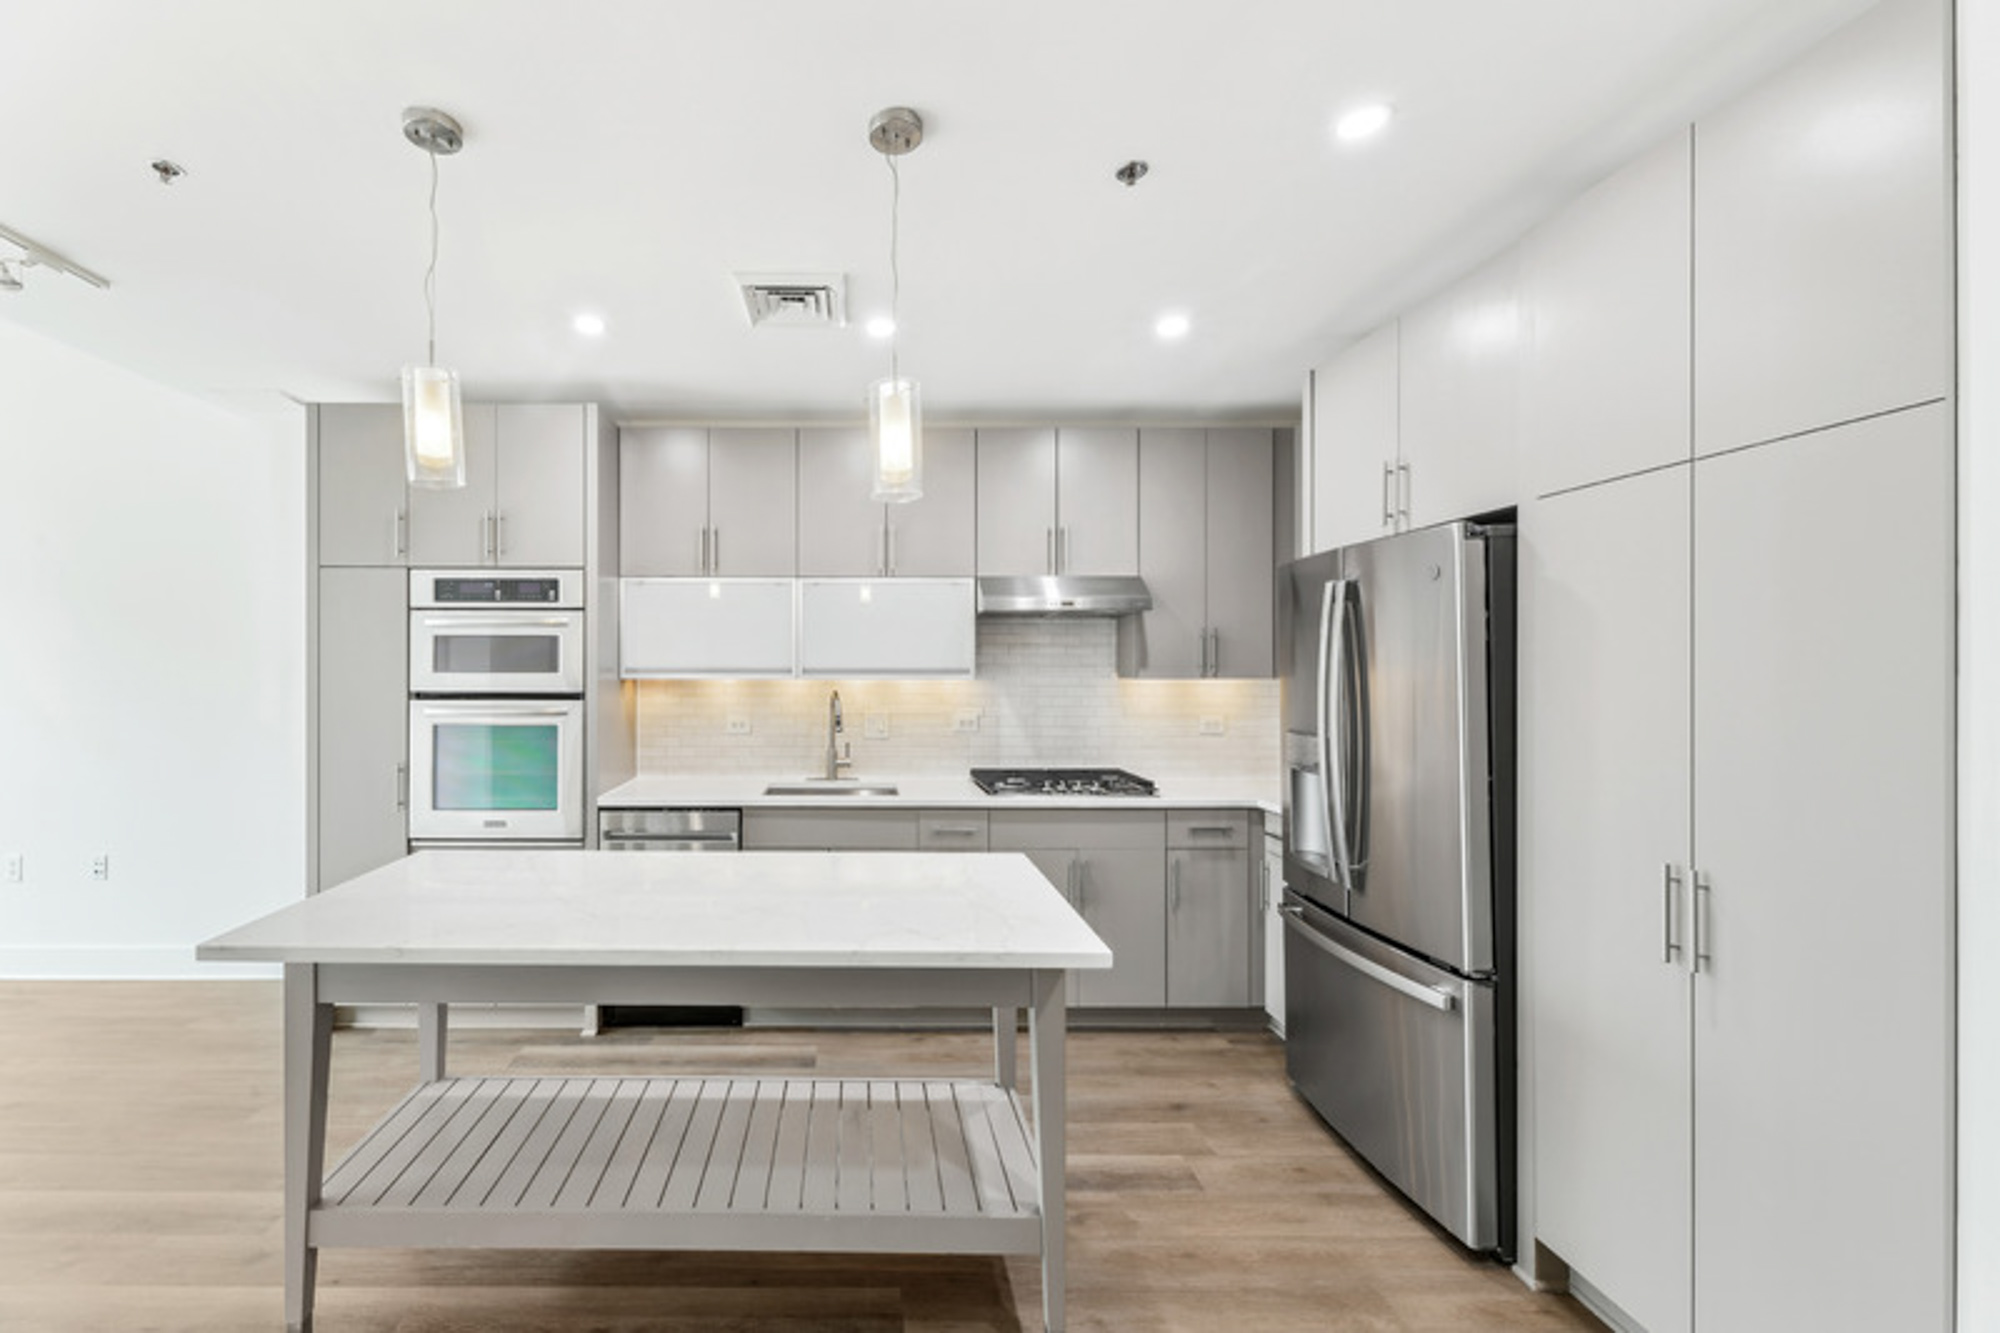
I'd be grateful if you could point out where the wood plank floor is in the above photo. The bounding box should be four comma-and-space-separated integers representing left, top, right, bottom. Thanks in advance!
0, 981, 1602, 1332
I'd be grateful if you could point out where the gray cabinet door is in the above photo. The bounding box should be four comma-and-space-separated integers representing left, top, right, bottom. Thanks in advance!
1166, 847, 1251, 1006
1133, 428, 1207, 678
1524, 470, 1694, 1333
1204, 428, 1274, 678
886, 427, 977, 576
318, 404, 407, 566
407, 403, 498, 566
976, 427, 1058, 573
620, 426, 711, 575
1074, 846, 1166, 1007
494, 404, 585, 567
1690, 405, 1951, 1333
708, 427, 797, 575
1693, 0, 1949, 455
1056, 426, 1139, 575
797, 427, 883, 576
317, 567, 408, 890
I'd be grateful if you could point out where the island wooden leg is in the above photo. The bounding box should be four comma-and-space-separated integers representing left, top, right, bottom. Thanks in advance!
1027, 970, 1066, 1332
283, 964, 333, 1333
417, 1002, 448, 1081
992, 1006, 1017, 1089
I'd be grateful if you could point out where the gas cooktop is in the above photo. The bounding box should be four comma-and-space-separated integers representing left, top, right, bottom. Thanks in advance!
969, 767, 1159, 797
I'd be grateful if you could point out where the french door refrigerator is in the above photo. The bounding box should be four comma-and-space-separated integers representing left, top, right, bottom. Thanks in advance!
1279, 519, 1516, 1257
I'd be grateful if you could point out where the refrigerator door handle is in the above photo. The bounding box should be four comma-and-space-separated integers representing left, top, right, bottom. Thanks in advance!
1320, 578, 1354, 890
1282, 906, 1456, 1012
1334, 576, 1371, 887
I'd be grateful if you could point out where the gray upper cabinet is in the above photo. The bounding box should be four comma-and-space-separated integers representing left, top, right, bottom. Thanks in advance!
798, 426, 976, 576
1692, 0, 1949, 455
1127, 427, 1274, 678
621, 426, 797, 576
977, 426, 1139, 576
407, 404, 587, 567
1520, 130, 1693, 498
318, 404, 408, 566
320, 403, 588, 568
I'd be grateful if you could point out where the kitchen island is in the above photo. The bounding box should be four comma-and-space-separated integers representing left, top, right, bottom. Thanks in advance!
197, 848, 1110, 1333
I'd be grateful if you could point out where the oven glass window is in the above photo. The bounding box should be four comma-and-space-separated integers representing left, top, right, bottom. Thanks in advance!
433, 724, 560, 810
433, 633, 561, 676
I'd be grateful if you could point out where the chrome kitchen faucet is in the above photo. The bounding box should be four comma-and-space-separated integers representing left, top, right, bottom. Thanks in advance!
824, 689, 853, 780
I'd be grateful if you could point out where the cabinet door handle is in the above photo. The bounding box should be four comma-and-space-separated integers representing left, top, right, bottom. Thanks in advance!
1261, 860, 1272, 912
929, 825, 982, 837
887, 523, 898, 576
495, 511, 506, 558
393, 509, 408, 558
395, 761, 408, 813
711, 528, 721, 574
1662, 863, 1684, 964
1692, 869, 1714, 973
1046, 527, 1057, 574
1187, 826, 1235, 838
1197, 629, 1210, 675
1382, 461, 1396, 528
1170, 860, 1181, 912
1397, 461, 1412, 525
1209, 627, 1222, 677
1059, 526, 1070, 573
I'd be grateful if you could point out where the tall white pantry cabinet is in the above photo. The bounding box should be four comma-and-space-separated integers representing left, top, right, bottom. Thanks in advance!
1521, 2, 1953, 1331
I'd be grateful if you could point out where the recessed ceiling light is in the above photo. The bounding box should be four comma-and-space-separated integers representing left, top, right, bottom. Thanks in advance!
1334, 102, 1394, 144
1154, 312, 1192, 341
865, 315, 896, 338
573, 313, 606, 337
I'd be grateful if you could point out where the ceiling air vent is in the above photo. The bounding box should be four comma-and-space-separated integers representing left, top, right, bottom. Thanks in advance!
736, 272, 847, 328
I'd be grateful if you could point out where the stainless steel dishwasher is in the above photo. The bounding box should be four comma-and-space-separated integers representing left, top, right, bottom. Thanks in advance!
593, 808, 744, 1028
599, 808, 741, 852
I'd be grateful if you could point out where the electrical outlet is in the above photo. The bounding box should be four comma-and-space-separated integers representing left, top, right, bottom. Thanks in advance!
1199, 716, 1227, 736
726, 717, 752, 736
3, 853, 21, 884
89, 854, 110, 881
864, 713, 890, 740
953, 710, 982, 733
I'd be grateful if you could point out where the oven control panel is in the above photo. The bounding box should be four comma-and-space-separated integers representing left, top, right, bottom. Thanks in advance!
410, 569, 581, 608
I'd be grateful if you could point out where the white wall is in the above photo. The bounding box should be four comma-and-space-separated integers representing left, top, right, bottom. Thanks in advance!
1957, 4, 1997, 1326
0, 321, 307, 977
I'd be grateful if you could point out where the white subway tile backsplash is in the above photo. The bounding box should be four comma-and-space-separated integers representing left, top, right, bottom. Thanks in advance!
634, 619, 1278, 783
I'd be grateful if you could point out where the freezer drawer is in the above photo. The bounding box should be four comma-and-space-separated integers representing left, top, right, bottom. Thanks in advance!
1282, 895, 1498, 1251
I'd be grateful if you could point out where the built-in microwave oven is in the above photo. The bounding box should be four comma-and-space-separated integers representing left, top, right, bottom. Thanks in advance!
407, 696, 585, 842
408, 569, 584, 696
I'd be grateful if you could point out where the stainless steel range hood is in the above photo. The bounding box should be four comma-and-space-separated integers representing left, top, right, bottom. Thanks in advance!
976, 574, 1153, 617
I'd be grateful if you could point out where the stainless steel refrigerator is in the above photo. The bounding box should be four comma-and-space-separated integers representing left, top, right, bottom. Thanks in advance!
1279, 519, 1515, 1258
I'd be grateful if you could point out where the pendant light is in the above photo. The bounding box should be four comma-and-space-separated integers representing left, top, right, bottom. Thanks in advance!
867, 107, 924, 503
401, 107, 467, 490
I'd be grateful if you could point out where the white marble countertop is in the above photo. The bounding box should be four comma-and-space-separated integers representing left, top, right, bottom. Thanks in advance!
598, 773, 1280, 813
197, 848, 1113, 970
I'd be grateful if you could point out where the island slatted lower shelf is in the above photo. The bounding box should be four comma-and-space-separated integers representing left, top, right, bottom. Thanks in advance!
314, 1073, 1044, 1254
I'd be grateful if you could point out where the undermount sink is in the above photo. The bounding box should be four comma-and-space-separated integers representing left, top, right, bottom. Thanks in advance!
762, 780, 900, 797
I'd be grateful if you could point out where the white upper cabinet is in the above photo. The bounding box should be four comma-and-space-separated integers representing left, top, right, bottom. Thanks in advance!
621, 427, 796, 576
1398, 247, 1522, 530
977, 426, 1139, 575
618, 578, 796, 677
1520, 130, 1693, 498
1693, 0, 1950, 455
796, 578, 976, 677
1308, 322, 1398, 553
798, 427, 976, 577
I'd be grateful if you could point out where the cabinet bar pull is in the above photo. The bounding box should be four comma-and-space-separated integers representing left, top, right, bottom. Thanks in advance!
887, 523, 898, 576
1397, 461, 1412, 526
1046, 527, 1056, 574
698, 527, 709, 573
393, 509, 408, 558
1198, 629, 1210, 676
710, 528, 721, 573
1059, 526, 1070, 573
495, 511, 506, 557
395, 761, 408, 813
1662, 863, 1683, 964
929, 826, 981, 837
1382, 461, 1396, 527
1692, 870, 1714, 973
1169, 861, 1181, 912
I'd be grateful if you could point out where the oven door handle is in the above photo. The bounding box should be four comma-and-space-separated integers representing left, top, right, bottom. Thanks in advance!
416, 702, 578, 718
417, 615, 576, 629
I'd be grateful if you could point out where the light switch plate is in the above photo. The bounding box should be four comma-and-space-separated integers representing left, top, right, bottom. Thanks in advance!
1199, 716, 1226, 736
726, 717, 752, 736
864, 714, 890, 740
953, 710, 982, 733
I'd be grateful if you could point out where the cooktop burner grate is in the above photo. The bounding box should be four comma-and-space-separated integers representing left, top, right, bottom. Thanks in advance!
969, 767, 1159, 797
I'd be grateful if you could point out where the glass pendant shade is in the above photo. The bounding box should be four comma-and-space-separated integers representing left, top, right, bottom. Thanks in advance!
402, 363, 466, 489
869, 376, 923, 502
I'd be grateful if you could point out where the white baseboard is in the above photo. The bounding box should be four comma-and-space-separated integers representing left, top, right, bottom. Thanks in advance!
0, 949, 279, 980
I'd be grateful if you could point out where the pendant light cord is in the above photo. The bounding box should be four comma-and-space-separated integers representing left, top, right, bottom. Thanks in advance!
886, 151, 901, 384
424, 147, 441, 367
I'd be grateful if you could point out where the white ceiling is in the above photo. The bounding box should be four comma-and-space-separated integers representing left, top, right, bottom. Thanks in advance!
1, 0, 1875, 425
